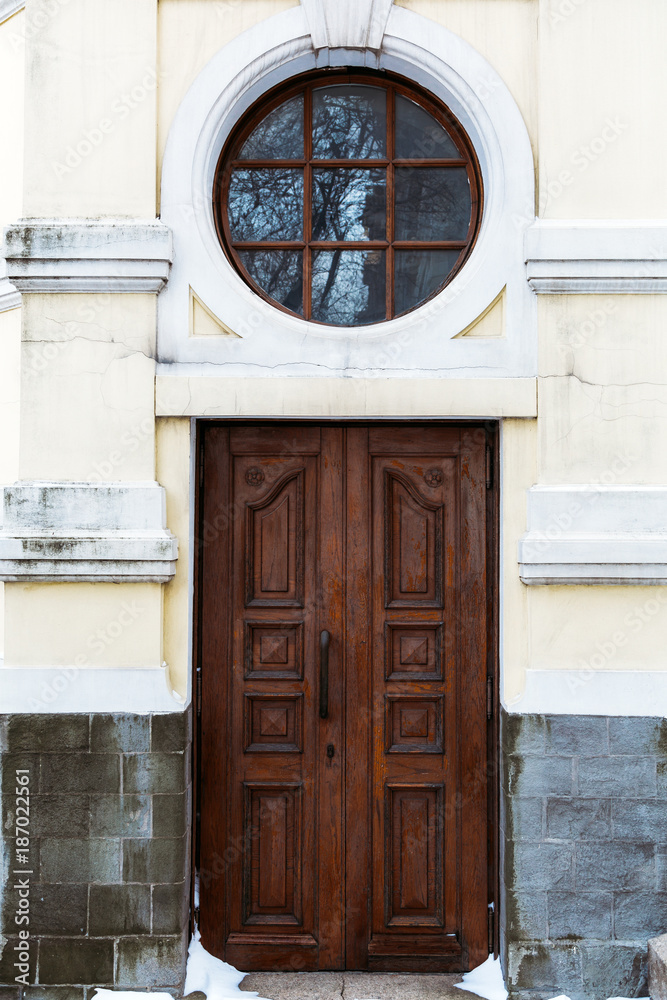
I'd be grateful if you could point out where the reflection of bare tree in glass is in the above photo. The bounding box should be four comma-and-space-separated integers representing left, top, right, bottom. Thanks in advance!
312, 87, 386, 159
230, 170, 304, 242
239, 251, 303, 315
239, 96, 305, 160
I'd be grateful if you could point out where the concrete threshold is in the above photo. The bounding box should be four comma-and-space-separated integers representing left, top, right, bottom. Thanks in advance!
239, 972, 466, 1000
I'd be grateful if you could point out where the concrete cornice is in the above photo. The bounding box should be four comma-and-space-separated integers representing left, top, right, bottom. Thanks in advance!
525, 220, 667, 293
300, 0, 393, 49
2, 219, 173, 293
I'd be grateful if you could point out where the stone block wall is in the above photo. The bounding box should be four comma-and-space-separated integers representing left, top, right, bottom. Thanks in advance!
0, 712, 192, 995
501, 710, 667, 1000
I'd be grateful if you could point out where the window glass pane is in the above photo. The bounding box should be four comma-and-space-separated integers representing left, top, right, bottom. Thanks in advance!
395, 94, 459, 159
395, 167, 471, 241
312, 86, 386, 159
312, 169, 386, 241
238, 95, 304, 159
228, 169, 303, 241
312, 250, 385, 325
238, 250, 303, 314
394, 250, 460, 314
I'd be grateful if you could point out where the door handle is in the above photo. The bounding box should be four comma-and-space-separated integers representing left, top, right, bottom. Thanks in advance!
319, 630, 331, 719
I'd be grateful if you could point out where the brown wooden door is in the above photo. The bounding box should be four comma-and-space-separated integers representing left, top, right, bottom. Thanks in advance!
199, 423, 492, 973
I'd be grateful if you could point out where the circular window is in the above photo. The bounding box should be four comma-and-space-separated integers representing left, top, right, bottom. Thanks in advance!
214, 71, 482, 326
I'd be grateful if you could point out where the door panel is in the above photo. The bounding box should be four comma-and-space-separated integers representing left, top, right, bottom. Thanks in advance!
199, 423, 491, 972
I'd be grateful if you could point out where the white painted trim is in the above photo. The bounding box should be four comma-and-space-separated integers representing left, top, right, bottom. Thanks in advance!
0, 665, 186, 714
0, 276, 21, 312
0, 482, 178, 582
506, 669, 667, 718
301, 0, 393, 49
525, 220, 667, 293
0, 0, 23, 25
519, 485, 667, 584
155, 375, 538, 418
2, 219, 172, 293
158, 5, 536, 378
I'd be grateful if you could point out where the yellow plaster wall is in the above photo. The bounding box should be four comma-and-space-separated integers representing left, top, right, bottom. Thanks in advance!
4, 583, 163, 668
19, 294, 156, 481
23, 0, 158, 217
537, 0, 667, 218
156, 418, 191, 700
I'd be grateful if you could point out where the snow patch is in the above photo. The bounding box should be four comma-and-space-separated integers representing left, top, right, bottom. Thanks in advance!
184, 928, 273, 1000
455, 955, 508, 1000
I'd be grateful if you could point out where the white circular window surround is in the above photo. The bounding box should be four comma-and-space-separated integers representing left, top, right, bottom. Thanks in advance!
158, 3, 536, 378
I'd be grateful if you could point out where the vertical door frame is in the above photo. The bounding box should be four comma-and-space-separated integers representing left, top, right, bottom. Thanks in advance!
192, 418, 500, 967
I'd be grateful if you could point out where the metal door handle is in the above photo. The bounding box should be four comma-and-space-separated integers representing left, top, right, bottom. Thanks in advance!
319, 630, 331, 719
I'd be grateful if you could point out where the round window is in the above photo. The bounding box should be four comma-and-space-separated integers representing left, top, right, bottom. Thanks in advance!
213, 71, 482, 326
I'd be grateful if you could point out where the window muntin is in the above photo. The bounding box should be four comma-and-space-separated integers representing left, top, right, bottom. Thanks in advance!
214, 72, 482, 326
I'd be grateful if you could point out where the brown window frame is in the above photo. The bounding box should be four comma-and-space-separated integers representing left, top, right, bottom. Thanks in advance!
213, 69, 483, 325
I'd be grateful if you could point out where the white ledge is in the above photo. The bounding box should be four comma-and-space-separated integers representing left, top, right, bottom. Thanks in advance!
2, 219, 172, 293
0, 1, 23, 25
0, 482, 178, 583
519, 485, 667, 584
0, 665, 186, 714
525, 220, 667, 293
507, 669, 667, 718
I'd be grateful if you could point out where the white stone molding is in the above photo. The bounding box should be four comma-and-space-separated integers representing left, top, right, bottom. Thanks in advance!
155, 373, 538, 418
0, 258, 20, 312
301, 0, 393, 50
525, 220, 667, 293
0, 665, 187, 713
2, 220, 172, 293
0, 0, 23, 24
519, 485, 667, 584
0, 482, 178, 582
507, 669, 667, 718
158, 4, 537, 380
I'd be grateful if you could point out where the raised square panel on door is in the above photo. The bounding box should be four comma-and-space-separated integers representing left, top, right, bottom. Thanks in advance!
385, 695, 443, 753
384, 471, 444, 609
244, 694, 304, 753
385, 623, 444, 680
385, 784, 444, 928
243, 783, 303, 926
245, 468, 305, 607
245, 622, 304, 679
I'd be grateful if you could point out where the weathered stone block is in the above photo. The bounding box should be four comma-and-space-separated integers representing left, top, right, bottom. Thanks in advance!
153, 792, 188, 838
609, 716, 667, 756
575, 842, 654, 891
123, 752, 187, 795
91, 714, 150, 753
39, 940, 113, 986
41, 754, 120, 794
546, 798, 611, 841
503, 797, 543, 841
548, 891, 612, 940
508, 841, 574, 891
0, 937, 37, 985
577, 755, 656, 797
505, 755, 574, 798
29, 794, 89, 838
649, 933, 667, 1000
7, 715, 89, 753
23, 989, 85, 1000
504, 890, 548, 940
614, 892, 667, 939
502, 714, 546, 756
1, 753, 40, 793
507, 941, 581, 993
152, 881, 190, 935
115, 934, 186, 989
545, 716, 609, 756
580, 942, 647, 998
89, 884, 151, 935
29, 884, 88, 935
123, 837, 186, 884
612, 798, 667, 840
152, 711, 190, 752
89, 794, 151, 837
40, 838, 121, 884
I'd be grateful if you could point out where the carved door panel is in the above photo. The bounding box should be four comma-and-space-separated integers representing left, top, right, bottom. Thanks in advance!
199, 424, 490, 972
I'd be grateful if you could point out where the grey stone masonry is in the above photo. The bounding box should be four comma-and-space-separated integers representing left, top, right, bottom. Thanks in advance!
501, 710, 667, 1000
0, 712, 192, 993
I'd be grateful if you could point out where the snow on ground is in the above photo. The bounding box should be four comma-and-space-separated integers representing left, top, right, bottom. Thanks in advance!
455, 955, 508, 1000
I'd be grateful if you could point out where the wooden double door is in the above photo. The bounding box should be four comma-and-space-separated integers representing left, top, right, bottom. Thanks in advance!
198, 423, 494, 972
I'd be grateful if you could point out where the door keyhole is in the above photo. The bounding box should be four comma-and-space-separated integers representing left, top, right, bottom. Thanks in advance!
326, 743, 335, 759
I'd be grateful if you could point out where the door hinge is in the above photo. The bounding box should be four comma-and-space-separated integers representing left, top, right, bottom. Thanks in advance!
196, 669, 202, 718
486, 676, 493, 720
488, 904, 495, 953
486, 445, 493, 489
